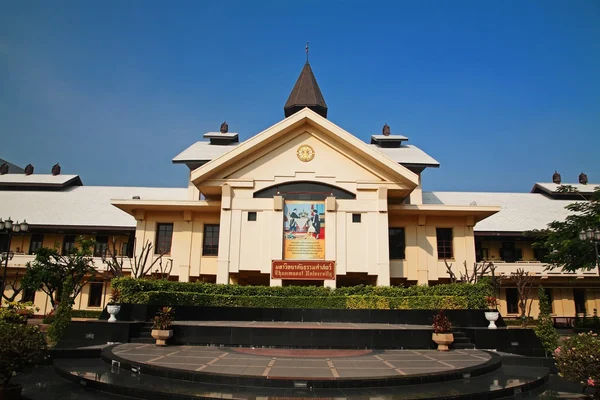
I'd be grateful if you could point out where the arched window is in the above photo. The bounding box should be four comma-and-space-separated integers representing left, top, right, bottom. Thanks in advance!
253, 181, 355, 200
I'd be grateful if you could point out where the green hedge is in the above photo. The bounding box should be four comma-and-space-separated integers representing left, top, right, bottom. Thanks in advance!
112, 277, 491, 309
71, 310, 102, 319
136, 291, 468, 310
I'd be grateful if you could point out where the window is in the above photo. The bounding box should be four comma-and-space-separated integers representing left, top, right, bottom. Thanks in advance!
544, 288, 554, 314
94, 235, 108, 257
87, 282, 104, 307
506, 288, 519, 314
203, 224, 220, 256
248, 212, 257, 221
122, 241, 134, 258
155, 223, 173, 254
21, 287, 36, 303
28, 234, 44, 255
436, 228, 453, 259
352, 214, 361, 223
389, 228, 406, 260
62, 235, 76, 255
574, 289, 587, 314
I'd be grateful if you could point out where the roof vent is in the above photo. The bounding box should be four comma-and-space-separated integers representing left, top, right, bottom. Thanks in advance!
51, 163, 61, 176
220, 121, 228, 133
24, 164, 34, 175
0, 163, 8, 175
132, 196, 141, 199
382, 123, 391, 136
552, 170, 561, 184
579, 172, 588, 185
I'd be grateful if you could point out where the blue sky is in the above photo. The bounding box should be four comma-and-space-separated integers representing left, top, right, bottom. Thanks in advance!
1, 1, 599, 192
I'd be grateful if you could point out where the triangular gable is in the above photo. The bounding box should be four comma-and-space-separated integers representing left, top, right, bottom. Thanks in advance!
190, 108, 419, 188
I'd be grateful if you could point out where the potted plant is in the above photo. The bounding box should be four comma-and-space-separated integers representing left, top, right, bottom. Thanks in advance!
432, 310, 453, 351
151, 307, 174, 346
0, 322, 47, 400
484, 296, 499, 329
106, 288, 121, 323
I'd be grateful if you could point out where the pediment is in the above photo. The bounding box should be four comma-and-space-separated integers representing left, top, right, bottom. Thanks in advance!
191, 108, 419, 191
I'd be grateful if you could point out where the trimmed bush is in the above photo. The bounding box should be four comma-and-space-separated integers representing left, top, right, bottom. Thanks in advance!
129, 291, 468, 310
112, 278, 491, 310
71, 310, 102, 319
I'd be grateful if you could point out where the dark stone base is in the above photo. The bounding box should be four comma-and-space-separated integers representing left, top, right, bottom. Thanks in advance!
57, 321, 144, 348
463, 327, 546, 357
102, 304, 506, 327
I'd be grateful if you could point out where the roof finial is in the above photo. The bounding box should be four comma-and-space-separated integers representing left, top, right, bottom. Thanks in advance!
305, 41, 309, 63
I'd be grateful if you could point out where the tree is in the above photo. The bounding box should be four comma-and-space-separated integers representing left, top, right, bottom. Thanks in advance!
529, 186, 600, 273
22, 238, 97, 309
535, 286, 559, 356
102, 238, 172, 280
511, 268, 534, 327
444, 260, 496, 283
1, 271, 23, 302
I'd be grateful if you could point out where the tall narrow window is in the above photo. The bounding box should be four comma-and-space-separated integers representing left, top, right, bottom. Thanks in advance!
389, 228, 406, 260
506, 288, 519, 314
87, 282, 104, 307
436, 228, 453, 259
155, 223, 173, 254
28, 234, 44, 255
203, 225, 220, 256
574, 289, 587, 314
62, 234, 77, 255
544, 288, 554, 314
21, 287, 36, 303
94, 235, 108, 257
122, 241, 134, 258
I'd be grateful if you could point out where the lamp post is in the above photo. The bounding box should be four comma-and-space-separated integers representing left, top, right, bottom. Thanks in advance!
0, 217, 29, 299
579, 228, 600, 276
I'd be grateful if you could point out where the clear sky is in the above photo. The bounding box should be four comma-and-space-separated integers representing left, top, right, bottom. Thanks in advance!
1, 1, 599, 192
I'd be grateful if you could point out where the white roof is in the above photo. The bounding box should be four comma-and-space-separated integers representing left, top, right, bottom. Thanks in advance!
532, 182, 600, 195
172, 141, 240, 163
0, 174, 80, 185
371, 134, 409, 141
423, 191, 574, 232
370, 144, 440, 167
0, 186, 188, 228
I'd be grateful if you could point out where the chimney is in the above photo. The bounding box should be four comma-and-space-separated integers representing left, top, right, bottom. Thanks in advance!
220, 121, 228, 133
0, 163, 8, 175
382, 123, 391, 136
552, 170, 561, 184
51, 163, 61, 176
579, 172, 588, 185
24, 164, 34, 175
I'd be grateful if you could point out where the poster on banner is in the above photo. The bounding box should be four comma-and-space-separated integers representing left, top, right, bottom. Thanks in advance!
283, 200, 325, 260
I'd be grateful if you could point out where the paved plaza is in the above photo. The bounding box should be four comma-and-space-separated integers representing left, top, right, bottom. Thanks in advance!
112, 343, 491, 379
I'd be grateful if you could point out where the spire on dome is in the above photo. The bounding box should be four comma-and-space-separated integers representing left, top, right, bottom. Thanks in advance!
284, 58, 328, 119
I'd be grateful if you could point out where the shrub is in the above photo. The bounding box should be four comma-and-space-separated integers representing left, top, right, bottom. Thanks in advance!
535, 286, 559, 355
553, 332, 600, 395
71, 310, 102, 319
152, 307, 174, 330
135, 291, 468, 310
0, 322, 47, 387
0, 301, 39, 324
432, 310, 452, 334
47, 278, 75, 347
111, 278, 491, 309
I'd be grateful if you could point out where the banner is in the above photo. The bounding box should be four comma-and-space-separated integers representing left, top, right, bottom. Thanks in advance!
283, 200, 325, 260
271, 261, 335, 280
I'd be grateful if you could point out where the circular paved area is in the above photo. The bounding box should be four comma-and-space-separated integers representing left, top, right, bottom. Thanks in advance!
111, 343, 491, 380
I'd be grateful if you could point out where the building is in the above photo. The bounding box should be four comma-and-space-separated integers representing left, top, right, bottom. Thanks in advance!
1, 61, 598, 319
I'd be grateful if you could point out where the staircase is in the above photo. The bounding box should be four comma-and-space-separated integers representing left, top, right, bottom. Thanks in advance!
451, 331, 475, 349
130, 322, 154, 344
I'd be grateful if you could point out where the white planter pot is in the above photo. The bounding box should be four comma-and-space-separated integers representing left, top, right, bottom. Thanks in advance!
151, 329, 173, 346
107, 304, 121, 322
485, 311, 499, 329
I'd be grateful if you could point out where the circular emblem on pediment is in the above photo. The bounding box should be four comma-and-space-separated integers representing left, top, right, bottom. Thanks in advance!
296, 145, 315, 162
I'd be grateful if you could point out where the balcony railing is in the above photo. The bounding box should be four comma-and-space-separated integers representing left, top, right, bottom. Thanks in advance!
4, 253, 131, 273
487, 261, 598, 278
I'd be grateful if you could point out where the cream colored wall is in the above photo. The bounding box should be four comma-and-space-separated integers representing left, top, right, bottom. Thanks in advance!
498, 287, 600, 319
134, 211, 221, 280
387, 214, 476, 284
